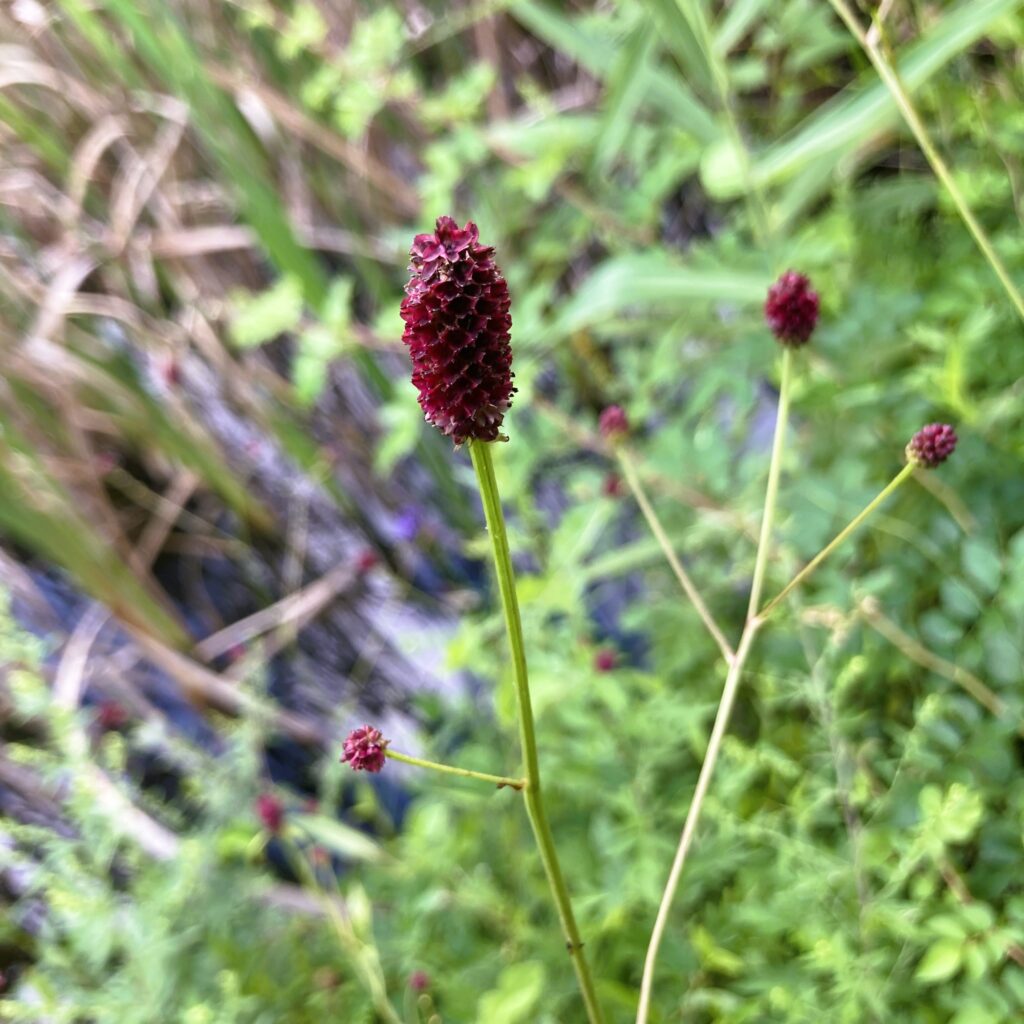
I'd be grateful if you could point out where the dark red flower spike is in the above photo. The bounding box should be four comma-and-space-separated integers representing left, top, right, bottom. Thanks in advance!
400, 217, 514, 444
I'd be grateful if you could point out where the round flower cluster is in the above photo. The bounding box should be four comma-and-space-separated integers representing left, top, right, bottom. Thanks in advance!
906, 423, 957, 468
764, 271, 820, 346
341, 725, 389, 773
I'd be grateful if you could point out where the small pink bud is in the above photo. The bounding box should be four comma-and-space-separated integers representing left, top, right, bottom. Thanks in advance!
341, 725, 389, 773
593, 649, 616, 672
256, 793, 285, 834
764, 271, 819, 346
906, 423, 957, 468
96, 700, 128, 732
355, 549, 379, 575
599, 405, 629, 440
601, 473, 623, 498
410, 971, 430, 992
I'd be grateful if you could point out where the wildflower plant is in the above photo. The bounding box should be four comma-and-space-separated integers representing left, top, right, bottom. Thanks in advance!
340, 232, 970, 1022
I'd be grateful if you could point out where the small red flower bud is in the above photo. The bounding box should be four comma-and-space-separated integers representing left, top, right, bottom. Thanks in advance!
906, 423, 957, 468
764, 271, 819, 346
341, 725, 389, 773
593, 649, 616, 672
410, 971, 430, 992
355, 549, 379, 575
256, 793, 285, 834
599, 405, 629, 440
601, 472, 623, 498
400, 217, 514, 444
96, 700, 128, 732
225, 643, 246, 664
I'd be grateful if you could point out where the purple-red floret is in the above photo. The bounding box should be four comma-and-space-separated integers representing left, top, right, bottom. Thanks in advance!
601, 473, 623, 498
96, 699, 128, 732
400, 216, 514, 444
599, 405, 629, 439
764, 271, 820, 346
906, 423, 957, 468
594, 649, 616, 672
341, 725, 389, 773
256, 793, 285, 834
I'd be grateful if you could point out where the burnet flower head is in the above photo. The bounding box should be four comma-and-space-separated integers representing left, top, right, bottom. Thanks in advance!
341, 725, 389, 773
906, 423, 957, 468
764, 271, 819, 346
400, 217, 514, 445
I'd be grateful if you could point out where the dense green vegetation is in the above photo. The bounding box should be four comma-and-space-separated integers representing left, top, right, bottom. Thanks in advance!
1, 0, 1023, 1021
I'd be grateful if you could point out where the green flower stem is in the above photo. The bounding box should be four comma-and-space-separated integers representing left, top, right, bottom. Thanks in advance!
635, 621, 760, 1024
827, 0, 1024, 324
636, 346, 794, 1024
470, 440, 607, 1024
747, 346, 794, 619
760, 463, 915, 619
616, 446, 735, 663
385, 749, 525, 790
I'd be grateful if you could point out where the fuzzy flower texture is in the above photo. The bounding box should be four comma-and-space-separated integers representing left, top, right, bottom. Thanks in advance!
400, 217, 514, 445
341, 725, 389, 773
765, 271, 820, 346
906, 423, 957, 468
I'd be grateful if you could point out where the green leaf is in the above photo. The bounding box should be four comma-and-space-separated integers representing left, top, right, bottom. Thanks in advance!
915, 937, 964, 983
703, 0, 1023, 197
962, 537, 1003, 596
291, 815, 382, 863
229, 277, 304, 348
511, 0, 719, 142
476, 962, 546, 1024
550, 254, 770, 337
594, 24, 657, 173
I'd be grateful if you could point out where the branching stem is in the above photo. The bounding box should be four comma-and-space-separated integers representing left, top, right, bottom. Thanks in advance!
386, 749, 524, 790
617, 447, 735, 663
636, 346, 793, 1023
760, 463, 915, 619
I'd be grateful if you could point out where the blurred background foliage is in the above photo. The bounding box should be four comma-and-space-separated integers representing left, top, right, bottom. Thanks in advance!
1, 0, 1023, 1021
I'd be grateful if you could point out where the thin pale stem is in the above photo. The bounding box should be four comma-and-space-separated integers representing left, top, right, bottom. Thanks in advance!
470, 440, 607, 1024
386, 749, 524, 790
635, 623, 759, 1024
636, 347, 795, 1024
827, 0, 1024, 324
747, 347, 794, 618
859, 596, 1022, 734
617, 447, 735, 664
760, 463, 914, 619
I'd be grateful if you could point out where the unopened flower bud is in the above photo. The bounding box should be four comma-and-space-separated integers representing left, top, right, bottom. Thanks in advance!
256, 793, 285, 834
906, 423, 957, 468
764, 271, 819, 346
599, 405, 629, 440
